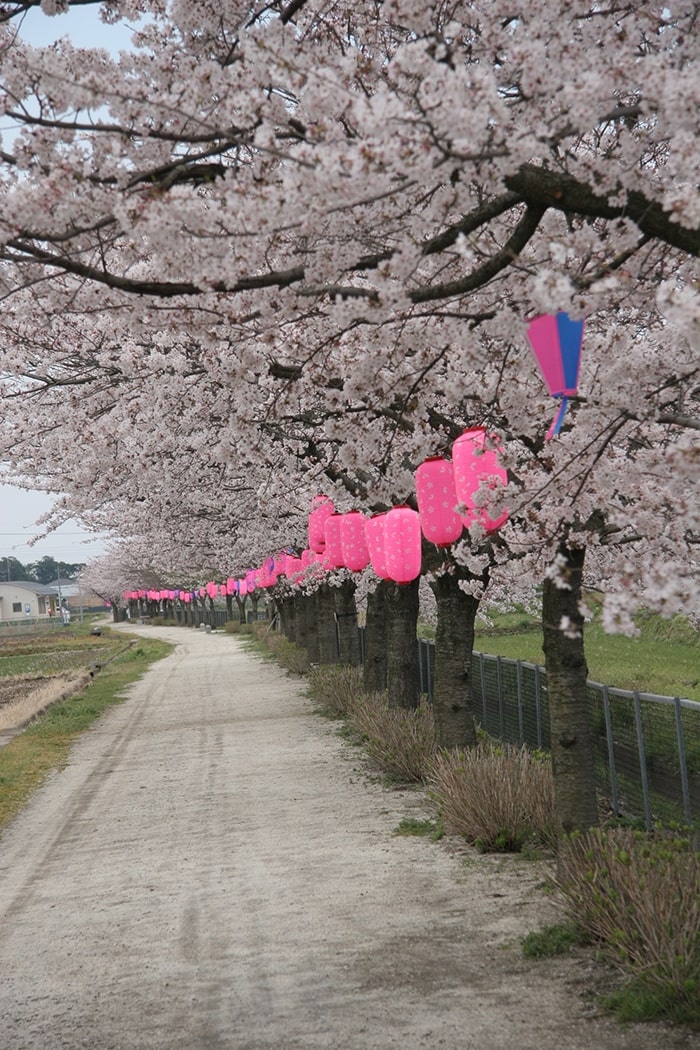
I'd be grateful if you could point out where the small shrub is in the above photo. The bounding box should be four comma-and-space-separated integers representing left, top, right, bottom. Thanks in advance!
556, 826, 700, 1015
350, 693, 437, 783
426, 740, 556, 852
307, 665, 363, 717
223, 620, 242, 634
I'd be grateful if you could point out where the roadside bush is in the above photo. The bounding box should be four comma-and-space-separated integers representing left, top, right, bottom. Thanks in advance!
307, 665, 363, 717
350, 693, 438, 783
427, 740, 556, 852
264, 632, 310, 675
556, 826, 700, 1020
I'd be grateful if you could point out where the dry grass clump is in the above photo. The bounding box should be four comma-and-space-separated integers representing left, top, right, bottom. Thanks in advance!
350, 693, 438, 783
556, 827, 700, 1008
263, 632, 310, 675
307, 665, 363, 717
427, 740, 556, 852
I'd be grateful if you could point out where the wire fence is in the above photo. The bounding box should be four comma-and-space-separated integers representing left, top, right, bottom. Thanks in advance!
418, 639, 700, 831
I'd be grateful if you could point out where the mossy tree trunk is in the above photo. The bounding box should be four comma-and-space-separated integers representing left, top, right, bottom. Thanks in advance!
386, 578, 421, 709
363, 581, 389, 694
334, 578, 361, 666
428, 569, 480, 748
542, 543, 598, 838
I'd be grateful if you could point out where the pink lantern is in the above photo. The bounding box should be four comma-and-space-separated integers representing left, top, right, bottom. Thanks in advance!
245, 569, 257, 592
365, 513, 391, 580
239, 578, 248, 596
525, 312, 584, 438
415, 456, 463, 547
384, 506, 422, 583
226, 577, 236, 595
340, 510, 370, 571
308, 495, 335, 553
323, 513, 345, 569
301, 548, 316, 568
452, 428, 508, 533
284, 556, 303, 581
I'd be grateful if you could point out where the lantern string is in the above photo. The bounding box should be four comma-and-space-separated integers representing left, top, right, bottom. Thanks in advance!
546, 396, 569, 440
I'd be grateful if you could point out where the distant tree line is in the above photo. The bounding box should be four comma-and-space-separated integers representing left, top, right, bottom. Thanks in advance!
0, 556, 84, 585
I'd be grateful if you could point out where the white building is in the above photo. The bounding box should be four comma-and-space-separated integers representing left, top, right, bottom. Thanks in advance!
0, 580, 58, 623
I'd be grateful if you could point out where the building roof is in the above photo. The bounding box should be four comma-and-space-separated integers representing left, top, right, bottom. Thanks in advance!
0, 579, 56, 595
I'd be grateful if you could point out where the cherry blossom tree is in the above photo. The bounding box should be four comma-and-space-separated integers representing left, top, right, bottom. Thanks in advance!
0, 0, 698, 834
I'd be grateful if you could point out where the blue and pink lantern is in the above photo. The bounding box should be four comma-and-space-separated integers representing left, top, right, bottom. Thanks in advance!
525, 311, 584, 438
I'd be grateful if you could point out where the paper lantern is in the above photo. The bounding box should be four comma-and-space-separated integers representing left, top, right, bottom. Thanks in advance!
453, 428, 508, 533
238, 578, 247, 596
308, 495, 335, 553
415, 456, 463, 547
301, 548, 317, 568
285, 555, 303, 581
365, 513, 391, 580
340, 510, 370, 571
323, 513, 345, 569
525, 311, 584, 438
384, 506, 422, 584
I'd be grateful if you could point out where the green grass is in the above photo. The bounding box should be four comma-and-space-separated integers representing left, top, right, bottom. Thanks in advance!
522, 922, 585, 959
475, 607, 700, 702
394, 816, 445, 840
602, 979, 700, 1028
0, 635, 173, 835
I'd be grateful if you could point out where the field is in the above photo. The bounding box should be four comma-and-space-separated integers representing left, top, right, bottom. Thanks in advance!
473, 606, 700, 703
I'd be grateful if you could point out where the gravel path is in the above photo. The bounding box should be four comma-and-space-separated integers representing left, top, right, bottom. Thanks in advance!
0, 625, 690, 1049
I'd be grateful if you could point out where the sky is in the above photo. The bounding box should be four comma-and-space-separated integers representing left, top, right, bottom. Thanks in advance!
1, 4, 144, 566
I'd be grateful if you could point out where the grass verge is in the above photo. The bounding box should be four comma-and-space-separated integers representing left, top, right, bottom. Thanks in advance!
0, 635, 173, 837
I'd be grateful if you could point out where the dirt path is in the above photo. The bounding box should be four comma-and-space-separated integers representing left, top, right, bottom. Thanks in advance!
0, 625, 691, 1049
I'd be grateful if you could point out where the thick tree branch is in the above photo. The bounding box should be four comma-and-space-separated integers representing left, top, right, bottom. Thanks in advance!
505, 164, 700, 257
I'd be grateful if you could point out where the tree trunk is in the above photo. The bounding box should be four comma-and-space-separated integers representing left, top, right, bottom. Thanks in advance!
295, 592, 309, 653
279, 596, 295, 642
235, 596, 246, 624
304, 591, 320, 663
386, 579, 420, 709
316, 584, 339, 664
363, 581, 389, 694
334, 579, 360, 666
428, 571, 479, 748
542, 544, 598, 838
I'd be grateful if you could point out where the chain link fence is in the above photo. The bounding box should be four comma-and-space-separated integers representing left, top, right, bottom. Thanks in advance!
417, 639, 700, 830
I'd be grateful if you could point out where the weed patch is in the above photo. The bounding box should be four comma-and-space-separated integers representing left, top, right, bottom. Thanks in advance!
522, 923, 585, 959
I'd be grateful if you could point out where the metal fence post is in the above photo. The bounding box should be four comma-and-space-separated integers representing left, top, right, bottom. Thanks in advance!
633, 691, 653, 830
602, 685, 619, 818
673, 696, 692, 827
